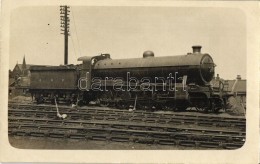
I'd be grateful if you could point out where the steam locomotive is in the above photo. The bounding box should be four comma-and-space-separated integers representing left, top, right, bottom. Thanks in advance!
29, 46, 226, 112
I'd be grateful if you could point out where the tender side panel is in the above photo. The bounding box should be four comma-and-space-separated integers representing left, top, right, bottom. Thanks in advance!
30, 69, 78, 90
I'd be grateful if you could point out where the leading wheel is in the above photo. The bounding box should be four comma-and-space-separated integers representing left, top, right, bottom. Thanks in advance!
99, 91, 112, 107
163, 102, 175, 111
175, 106, 187, 112
195, 107, 208, 113
100, 100, 110, 107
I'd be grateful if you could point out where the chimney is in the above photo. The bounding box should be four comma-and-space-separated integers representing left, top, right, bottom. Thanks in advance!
236, 75, 241, 80
192, 45, 202, 53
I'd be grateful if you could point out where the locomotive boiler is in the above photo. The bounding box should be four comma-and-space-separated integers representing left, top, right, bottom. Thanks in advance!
91, 46, 214, 85
29, 46, 225, 112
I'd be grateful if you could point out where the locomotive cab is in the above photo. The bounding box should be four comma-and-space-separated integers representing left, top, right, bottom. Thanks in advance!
77, 54, 111, 90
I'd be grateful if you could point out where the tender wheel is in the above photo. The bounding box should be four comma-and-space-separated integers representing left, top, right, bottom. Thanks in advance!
137, 100, 152, 110
36, 96, 44, 104
51, 98, 56, 105
116, 101, 130, 109
36, 98, 41, 104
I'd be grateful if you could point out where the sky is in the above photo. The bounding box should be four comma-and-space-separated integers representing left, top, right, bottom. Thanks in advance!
9, 6, 246, 80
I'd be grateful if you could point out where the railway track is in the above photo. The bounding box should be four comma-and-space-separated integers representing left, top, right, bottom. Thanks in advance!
8, 103, 246, 149
9, 116, 245, 136
9, 117, 245, 149
8, 104, 246, 130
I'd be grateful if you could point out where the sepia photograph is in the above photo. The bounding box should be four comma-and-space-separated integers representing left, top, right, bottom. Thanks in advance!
8, 5, 247, 150
0, 0, 259, 163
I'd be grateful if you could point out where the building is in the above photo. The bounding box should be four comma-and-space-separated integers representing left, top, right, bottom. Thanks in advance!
211, 74, 246, 95
9, 56, 33, 96
211, 74, 246, 113
11, 56, 34, 78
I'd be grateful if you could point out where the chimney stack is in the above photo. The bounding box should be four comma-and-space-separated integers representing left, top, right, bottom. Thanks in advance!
192, 45, 202, 53
236, 75, 241, 80
216, 74, 220, 80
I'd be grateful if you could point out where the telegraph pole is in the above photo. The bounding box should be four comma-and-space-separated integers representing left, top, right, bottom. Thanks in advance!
60, 6, 70, 65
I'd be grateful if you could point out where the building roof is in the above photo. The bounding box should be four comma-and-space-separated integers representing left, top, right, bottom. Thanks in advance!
231, 80, 246, 93
211, 77, 246, 94
30, 65, 77, 71
16, 64, 35, 70
211, 78, 225, 88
